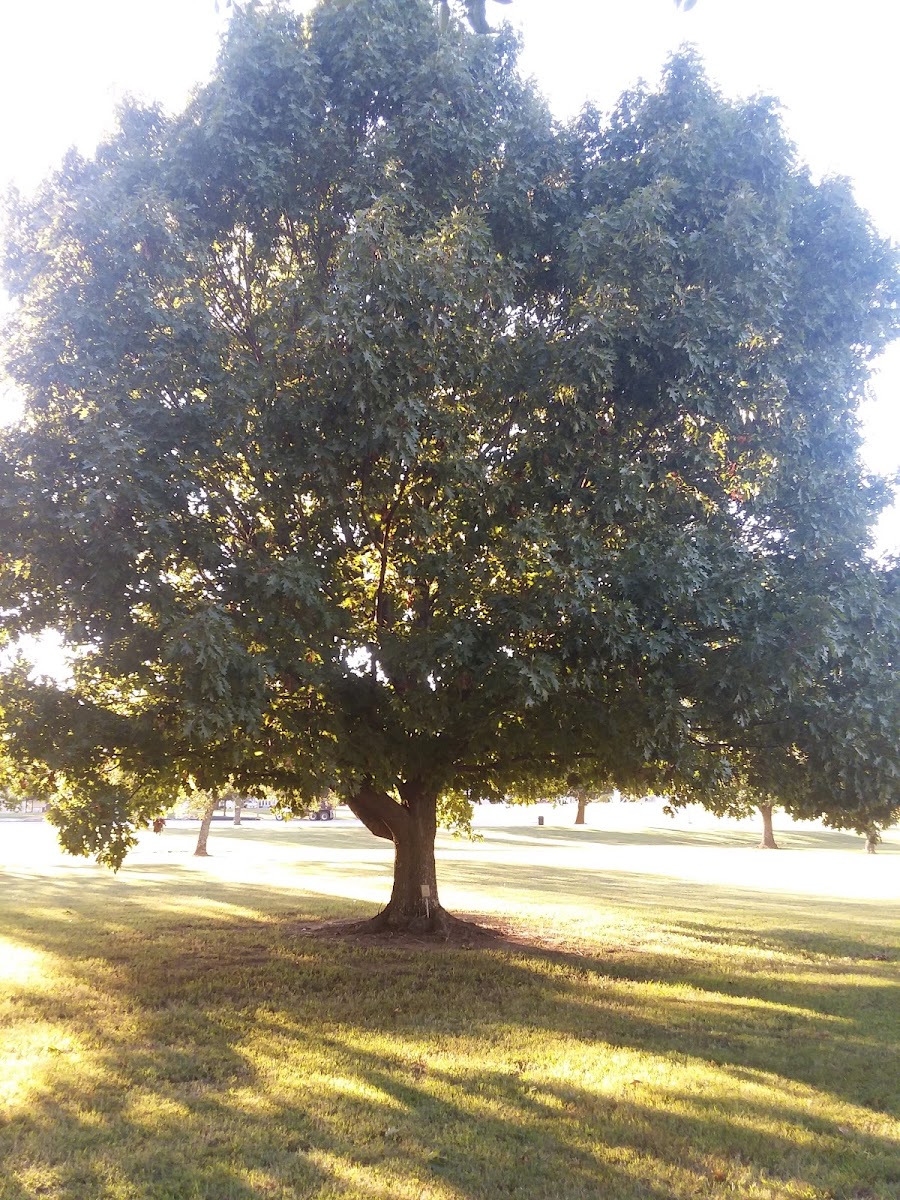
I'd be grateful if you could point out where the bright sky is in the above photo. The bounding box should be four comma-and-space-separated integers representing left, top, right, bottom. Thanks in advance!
0, 0, 898, 552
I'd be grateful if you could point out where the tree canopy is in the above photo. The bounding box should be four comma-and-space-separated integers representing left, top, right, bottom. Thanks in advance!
1, 0, 897, 929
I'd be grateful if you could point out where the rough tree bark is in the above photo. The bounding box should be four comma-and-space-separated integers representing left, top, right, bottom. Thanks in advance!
194, 795, 217, 857
865, 825, 879, 854
758, 803, 779, 850
347, 779, 453, 934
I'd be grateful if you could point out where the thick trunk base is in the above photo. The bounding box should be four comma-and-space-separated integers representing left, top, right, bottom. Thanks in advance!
357, 905, 488, 940
364, 901, 455, 936
354, 782, 445, 931
347, 780, 462, 936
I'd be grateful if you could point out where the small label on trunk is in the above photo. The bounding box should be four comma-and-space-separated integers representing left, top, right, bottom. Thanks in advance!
420, 884, 432, 899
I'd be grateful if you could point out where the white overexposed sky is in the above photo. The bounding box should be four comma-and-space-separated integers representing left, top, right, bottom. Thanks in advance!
0, 0, 898, 553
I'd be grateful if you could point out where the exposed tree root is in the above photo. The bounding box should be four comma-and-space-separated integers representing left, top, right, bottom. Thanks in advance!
304, 909, 506, 947
358, 905, 479, 940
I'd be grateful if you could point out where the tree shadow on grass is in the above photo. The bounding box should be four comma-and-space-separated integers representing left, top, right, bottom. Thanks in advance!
4, 896, 899, 1199
2, 855, 899, 1199
443, 856, 900, 943
0, 1005, 717, 1200
480, 823, 892, 852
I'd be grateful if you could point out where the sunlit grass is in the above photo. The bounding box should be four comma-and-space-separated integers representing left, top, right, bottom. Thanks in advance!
0, 810, 898, 1199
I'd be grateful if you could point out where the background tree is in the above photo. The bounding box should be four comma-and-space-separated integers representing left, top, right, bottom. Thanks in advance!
1, 0, 897, 930
678, 778, 783, 849
192, 793, 219, 858
563, 779, 615, 826
757, 803, 778, 850
672, 564, 900, 851
180, 785, 247, 854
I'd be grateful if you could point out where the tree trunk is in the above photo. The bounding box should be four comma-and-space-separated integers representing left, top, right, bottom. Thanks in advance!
758, 803, 778, 850
232, 795, 244, 826
194, 796, 216, 856
574, 790, 588, 825
865, 826, 879, 854
348, 780, 453, 935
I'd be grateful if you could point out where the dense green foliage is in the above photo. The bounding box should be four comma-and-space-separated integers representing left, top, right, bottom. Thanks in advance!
1, 0, 897, 920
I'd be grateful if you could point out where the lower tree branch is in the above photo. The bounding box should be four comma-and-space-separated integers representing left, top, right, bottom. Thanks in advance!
346, 780, 408, 841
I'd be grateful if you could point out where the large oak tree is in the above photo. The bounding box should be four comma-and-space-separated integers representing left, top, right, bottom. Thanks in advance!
1, 0, 897, 930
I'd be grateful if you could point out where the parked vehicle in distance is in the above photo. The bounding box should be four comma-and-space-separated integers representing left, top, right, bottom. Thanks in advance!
274, 801, 335, 822
307, 801, 335, 822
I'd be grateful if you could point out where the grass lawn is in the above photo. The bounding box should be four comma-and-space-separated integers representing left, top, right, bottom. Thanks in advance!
1, 804, 898, 1200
